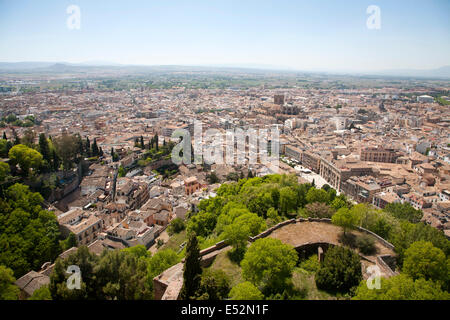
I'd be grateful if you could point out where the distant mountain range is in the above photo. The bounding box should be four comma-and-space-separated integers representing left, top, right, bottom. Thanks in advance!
364, 66, 450, 79
0, 61, 449, 79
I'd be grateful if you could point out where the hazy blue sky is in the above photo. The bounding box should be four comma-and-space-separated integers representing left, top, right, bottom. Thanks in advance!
0, 0, 449, 72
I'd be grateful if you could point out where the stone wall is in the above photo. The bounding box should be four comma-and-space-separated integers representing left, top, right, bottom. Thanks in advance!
154, 218, 398, 300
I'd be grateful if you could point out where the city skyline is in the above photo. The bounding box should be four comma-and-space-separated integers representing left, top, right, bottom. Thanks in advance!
0, 0, 449, 72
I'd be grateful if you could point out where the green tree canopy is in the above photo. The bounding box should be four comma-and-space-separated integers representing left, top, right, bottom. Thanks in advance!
0, 162, 10, 182
353, 274, 450, 300
94, 249, 152, 300
8, 144, 43, 176
0, 183, 61, 278
315, 246, 362, 293
0, 265, 20, 300
306, 188, 329, 204
196, 269, 230, 300
384, 202, 423, 223
332, 207, 360, 235
229, 281, 264, 300
279, 186, 298, 215
241, 238, 298, 292
403, 241, 448, 286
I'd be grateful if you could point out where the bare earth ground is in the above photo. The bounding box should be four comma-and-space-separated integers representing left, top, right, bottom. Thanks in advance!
268, 221, 395, 259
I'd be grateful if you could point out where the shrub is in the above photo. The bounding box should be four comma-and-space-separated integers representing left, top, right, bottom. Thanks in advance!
315, 246, 362, 293
299, 254, 320, 273
229, 281, 264, 300
356, 235, 377, 255
168, 218, 185, 235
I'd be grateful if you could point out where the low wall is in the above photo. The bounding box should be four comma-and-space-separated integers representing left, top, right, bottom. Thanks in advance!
154, 218, 397, 300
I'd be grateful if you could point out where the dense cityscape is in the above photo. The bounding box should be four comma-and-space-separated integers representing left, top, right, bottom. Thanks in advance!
0, 0, 449, 309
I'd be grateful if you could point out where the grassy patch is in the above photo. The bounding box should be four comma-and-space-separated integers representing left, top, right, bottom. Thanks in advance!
161, 229, 187, 252
292, 268, 338, 300
209, 250, 243, 287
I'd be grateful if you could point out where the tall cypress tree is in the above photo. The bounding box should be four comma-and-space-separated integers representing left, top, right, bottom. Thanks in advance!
52, 149, 60, 171
13, 130, 20, 145
91, 138, 99, 156
140, 136, 144, 149
2, 132, 6, 140
85, 137, 91, 156
180, 232, 202, 300
155, 134, 159, 151
38, 133, 51, 162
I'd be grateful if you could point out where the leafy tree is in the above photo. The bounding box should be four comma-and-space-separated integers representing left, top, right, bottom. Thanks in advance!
95, 249, 152, 300
8, 144, 43, 176
215, 203, 250, 235
222, 213, 265, 262
266, 207, 282, 226
306, 188, 329, 204
315, 246, 362, 293
0, 265, 20, 300
332, 207, 360, 236
304, 202, 334, 218
353, 274, 450, 300
188, 210, 219, 237
403, 241, 448, 286
299, 254, 320, 273
21, 129, 36, 148
279, 186, 297, 215
0, 139, 12, 158
229, 281, 264, 300
384, 202, 423, 223
330, 194, 350, 210
122, 245, 150, 259
180, 232, 202, 300
0, 162, 10, 182
61, 233, 78, 251
389, 221, 450, 267
49, 246, 99, 300
196, 269, 230, 300
53, 133, 80, 170
241, 238, 297, 292
167, 218, 186, 235
0, 183, 61, 277
147, 249, 180, 279
28, 285, 52, 300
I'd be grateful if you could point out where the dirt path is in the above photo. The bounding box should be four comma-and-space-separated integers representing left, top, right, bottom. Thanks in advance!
148, 230, 170, 254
